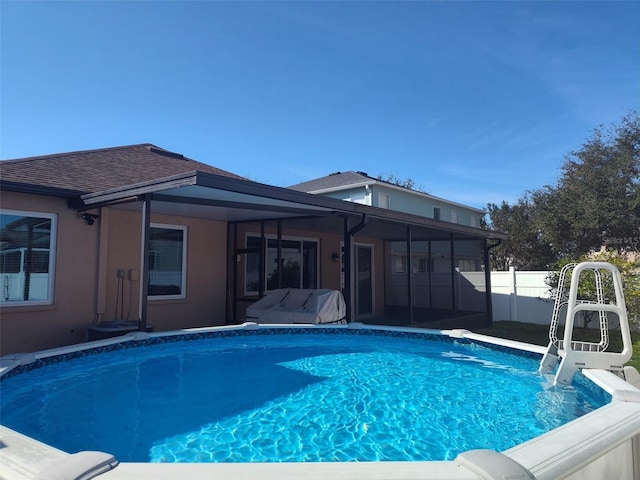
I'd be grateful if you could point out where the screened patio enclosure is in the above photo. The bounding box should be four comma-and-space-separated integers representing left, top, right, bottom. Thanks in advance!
228, 213, 498, 328
79, 170, 503, 330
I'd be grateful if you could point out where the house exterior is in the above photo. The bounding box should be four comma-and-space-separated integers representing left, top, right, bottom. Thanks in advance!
289, 171, 485, 228
0, 144, 505, 355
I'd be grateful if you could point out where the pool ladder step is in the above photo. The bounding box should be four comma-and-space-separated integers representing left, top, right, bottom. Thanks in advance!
538, 262, 632, 386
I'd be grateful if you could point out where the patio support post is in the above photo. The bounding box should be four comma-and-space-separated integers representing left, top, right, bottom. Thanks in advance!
428, 240, 433, 308
229, 222, 237, 324
406, 226, 413, 325
343, 218, 352, 321
450, 234, 457, 317
139, 194, 151, 331
484, 238, 502, 326
259, 221, 265, 297
277, 220, 282, 289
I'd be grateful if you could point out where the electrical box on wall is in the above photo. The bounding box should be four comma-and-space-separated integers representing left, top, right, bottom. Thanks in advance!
129, 269, 139, 281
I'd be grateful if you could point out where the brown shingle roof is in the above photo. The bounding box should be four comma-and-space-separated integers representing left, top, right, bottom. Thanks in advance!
0, 143, 244, 195
289, 171, 373, 192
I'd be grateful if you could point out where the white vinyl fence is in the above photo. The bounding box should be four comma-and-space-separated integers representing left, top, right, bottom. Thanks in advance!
490, 267, 632, 330
490, 267, 555, 325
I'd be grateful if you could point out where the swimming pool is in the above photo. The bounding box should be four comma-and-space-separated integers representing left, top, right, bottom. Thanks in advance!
1, 323, 640, 479
0, 325, 610, 463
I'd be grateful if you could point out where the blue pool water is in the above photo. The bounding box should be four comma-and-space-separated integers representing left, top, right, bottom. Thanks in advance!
0, 330, 609, 463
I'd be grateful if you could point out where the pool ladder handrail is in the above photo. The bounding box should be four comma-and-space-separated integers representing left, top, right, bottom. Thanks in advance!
538, 261, 632, 386
545, 263, 610, 352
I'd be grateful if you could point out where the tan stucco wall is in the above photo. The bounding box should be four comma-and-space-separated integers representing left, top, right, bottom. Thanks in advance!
1, 190, 391, 354
232, 222, 385, 321
86, 208, 229, 336
1, 191, 100, 354
145, 212, 228, 331
1, 193, 228, 355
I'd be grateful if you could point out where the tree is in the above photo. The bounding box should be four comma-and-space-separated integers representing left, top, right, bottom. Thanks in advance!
485, 196, 556, 271
545, 250, 640, 328
376, 172, 426, 193
487, 112, 639, 268
536, 112, 640, 257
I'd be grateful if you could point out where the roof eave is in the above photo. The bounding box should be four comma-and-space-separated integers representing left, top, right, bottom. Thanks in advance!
78, 170, 503, 240
0, 180, 84, 199
305, 180, 376, 195
80, 170, 361, 214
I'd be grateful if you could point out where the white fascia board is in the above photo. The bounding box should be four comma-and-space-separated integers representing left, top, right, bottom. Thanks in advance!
307, 181, 375, 195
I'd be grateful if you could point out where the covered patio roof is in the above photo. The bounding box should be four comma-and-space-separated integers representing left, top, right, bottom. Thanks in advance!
78, 170, 503, 242
78, 170, 505, 329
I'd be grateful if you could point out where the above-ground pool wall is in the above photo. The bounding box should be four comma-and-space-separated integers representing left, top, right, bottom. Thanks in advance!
561, 436, 639, 480
504, 398, 640, 480
2, 325, 640, 480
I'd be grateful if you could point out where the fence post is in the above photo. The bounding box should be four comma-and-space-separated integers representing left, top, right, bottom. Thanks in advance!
510, 266, 518, 322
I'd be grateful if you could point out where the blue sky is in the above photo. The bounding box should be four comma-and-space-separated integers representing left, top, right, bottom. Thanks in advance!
1, 1, 638, 209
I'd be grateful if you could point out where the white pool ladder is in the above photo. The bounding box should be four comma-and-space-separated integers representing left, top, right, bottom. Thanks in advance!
538, 262, 632, 386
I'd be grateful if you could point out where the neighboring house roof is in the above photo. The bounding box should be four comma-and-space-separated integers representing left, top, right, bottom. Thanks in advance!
289, 171, 485, 213
0, 143, 243, 196
289, 171, 375, 193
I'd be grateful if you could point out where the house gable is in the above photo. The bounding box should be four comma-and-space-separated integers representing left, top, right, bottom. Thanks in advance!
289, 171, 484, 227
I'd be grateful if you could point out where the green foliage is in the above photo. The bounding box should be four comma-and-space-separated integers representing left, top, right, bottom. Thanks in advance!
536, 112, 640, 257
485, 197, 555, 270
487, 112, 640, 268
376, 172, 426, 193
475, 321, 640, 370
545, 251, 640, 327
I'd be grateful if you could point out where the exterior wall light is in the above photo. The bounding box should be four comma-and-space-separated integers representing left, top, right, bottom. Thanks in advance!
80, 213, 100, 225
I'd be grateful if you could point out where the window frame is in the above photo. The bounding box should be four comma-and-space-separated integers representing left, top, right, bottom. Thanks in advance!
0, 209, 57, 306
378, 192, 390, 209
148, 223, 187, 301
244, 233, 320, 296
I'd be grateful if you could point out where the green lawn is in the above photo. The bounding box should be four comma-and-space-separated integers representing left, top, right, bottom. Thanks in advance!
474, 321, 640, 370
